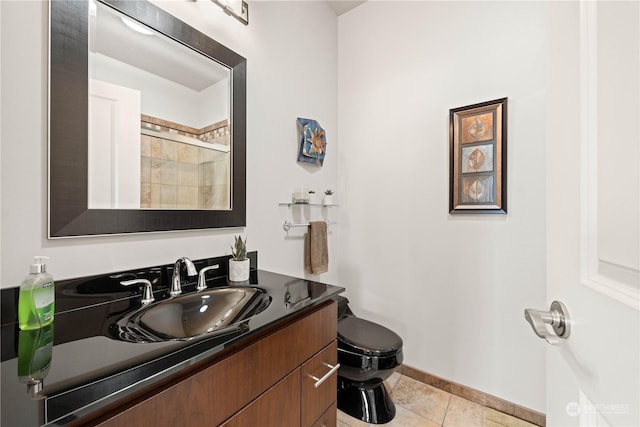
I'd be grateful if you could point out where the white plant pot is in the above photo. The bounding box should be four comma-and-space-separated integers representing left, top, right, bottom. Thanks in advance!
323, 195, 334, 205
229, 259, 250, 282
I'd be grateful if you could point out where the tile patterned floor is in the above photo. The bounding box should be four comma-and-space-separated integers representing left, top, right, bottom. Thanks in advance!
337, 374, 538, 427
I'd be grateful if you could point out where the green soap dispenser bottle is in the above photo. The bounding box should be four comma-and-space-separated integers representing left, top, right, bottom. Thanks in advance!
18, 256, 55, 330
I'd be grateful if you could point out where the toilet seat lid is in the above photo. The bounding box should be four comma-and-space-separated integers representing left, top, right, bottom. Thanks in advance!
338, 316, 403, 357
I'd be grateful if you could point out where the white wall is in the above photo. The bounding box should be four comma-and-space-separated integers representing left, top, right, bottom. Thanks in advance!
91, 53, 230, 128
337, 1, 546, 412
1, 0, 547, 413
200, 78, 230, 127
0, 0, 338, 286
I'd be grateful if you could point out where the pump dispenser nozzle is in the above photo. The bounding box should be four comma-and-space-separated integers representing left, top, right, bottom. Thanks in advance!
30, 256, 50, 274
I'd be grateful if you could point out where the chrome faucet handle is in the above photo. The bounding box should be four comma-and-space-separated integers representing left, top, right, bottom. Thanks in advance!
170, 257, 197, 297
121, 279, 154, 305
197, 264, 220, 292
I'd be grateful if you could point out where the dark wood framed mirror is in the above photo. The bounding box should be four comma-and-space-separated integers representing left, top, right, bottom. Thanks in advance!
49, 0, 246, 238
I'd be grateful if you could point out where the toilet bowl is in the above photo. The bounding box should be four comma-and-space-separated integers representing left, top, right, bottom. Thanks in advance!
335, 296, 403, 424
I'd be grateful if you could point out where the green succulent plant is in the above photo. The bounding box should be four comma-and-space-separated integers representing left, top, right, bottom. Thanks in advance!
231, 235, 247, 261
324, 189, 334, 195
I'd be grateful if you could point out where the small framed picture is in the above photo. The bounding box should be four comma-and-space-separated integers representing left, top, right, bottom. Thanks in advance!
297, 118, 327, 167
449, 98, 507, 214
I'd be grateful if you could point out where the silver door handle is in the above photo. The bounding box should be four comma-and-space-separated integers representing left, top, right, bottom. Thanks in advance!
524, 301, 570, 345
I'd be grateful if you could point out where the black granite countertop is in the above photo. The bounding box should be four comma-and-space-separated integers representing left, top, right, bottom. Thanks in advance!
0, 254, 344, 426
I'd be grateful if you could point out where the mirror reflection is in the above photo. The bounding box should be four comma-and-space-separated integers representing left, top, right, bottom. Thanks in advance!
88, 1, 231, 210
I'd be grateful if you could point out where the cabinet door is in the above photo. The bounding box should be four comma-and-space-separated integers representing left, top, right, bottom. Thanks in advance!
301, 341, 338, 427
221, 370, 301, 427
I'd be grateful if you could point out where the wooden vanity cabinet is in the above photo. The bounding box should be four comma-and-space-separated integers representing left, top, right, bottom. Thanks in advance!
91, 300, 337, 427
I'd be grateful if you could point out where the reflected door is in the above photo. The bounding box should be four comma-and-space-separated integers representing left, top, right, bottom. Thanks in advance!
88, 79, 141, 209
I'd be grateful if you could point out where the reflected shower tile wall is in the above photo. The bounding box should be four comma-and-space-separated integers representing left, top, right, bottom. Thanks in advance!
200, 161, 215, 187
141, 135, 151, 157
151, 159, 177, 185
141, 183, 151, 209
177, 162, 199, 187
199, 160, 216, 209
145, 141, 230, 209
199, 119, 230, 144
211, 184, 229, 210
199, 186, 214, 209
147, 137, 177, 162
177, 186, 199, 210
159, 184, 178, 208
198, 185, 228, 210
140, 116, 230, 209
198, 154, 230, 210
213, 157, 229, 187
177, 143, 199, 164
149, 183, 178, 208
140, 157, 151, 183
141, 114, 201, 138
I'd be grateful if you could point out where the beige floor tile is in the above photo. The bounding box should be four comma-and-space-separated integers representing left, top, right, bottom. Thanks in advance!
337, 373, 542, 427
338, 409, 370, 427
484, 408, 538, 427
385, 371, 402, 390
443, 395, 484, 427
384, 405, 441, 427
391, 375, 451, 425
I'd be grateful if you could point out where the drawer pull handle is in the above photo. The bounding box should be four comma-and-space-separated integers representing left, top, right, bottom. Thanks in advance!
309, 363, 340, 388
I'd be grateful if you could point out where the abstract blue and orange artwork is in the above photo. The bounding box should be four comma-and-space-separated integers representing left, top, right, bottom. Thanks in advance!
297, 118, 327, 166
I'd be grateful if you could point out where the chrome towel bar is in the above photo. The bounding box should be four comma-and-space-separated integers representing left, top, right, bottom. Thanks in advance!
283, 219, 333, 231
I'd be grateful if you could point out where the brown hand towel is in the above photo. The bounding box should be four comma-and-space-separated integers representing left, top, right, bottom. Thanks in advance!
305, 221, 328, 275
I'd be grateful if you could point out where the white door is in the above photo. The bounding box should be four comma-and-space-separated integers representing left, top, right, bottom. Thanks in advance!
541, 2, 639, 426
88, 79, 141, 209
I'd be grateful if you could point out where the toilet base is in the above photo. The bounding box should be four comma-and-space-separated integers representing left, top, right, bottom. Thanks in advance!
337, 377, 396, 424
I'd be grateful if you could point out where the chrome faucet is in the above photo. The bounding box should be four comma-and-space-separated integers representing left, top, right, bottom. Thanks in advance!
170, 257, 197, 297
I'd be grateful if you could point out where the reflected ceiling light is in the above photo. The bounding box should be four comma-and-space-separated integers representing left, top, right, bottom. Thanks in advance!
121, 17, 154, 35
194, 0, 249, 26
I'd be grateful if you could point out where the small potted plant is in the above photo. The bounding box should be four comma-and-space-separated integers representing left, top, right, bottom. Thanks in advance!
323, 189, 334, 205
228, 235, 250, 282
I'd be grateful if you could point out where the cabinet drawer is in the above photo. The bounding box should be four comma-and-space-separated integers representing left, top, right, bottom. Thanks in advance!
301, 341, 338, 427
311, 402, 337, 427
221, 370, 301, 427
